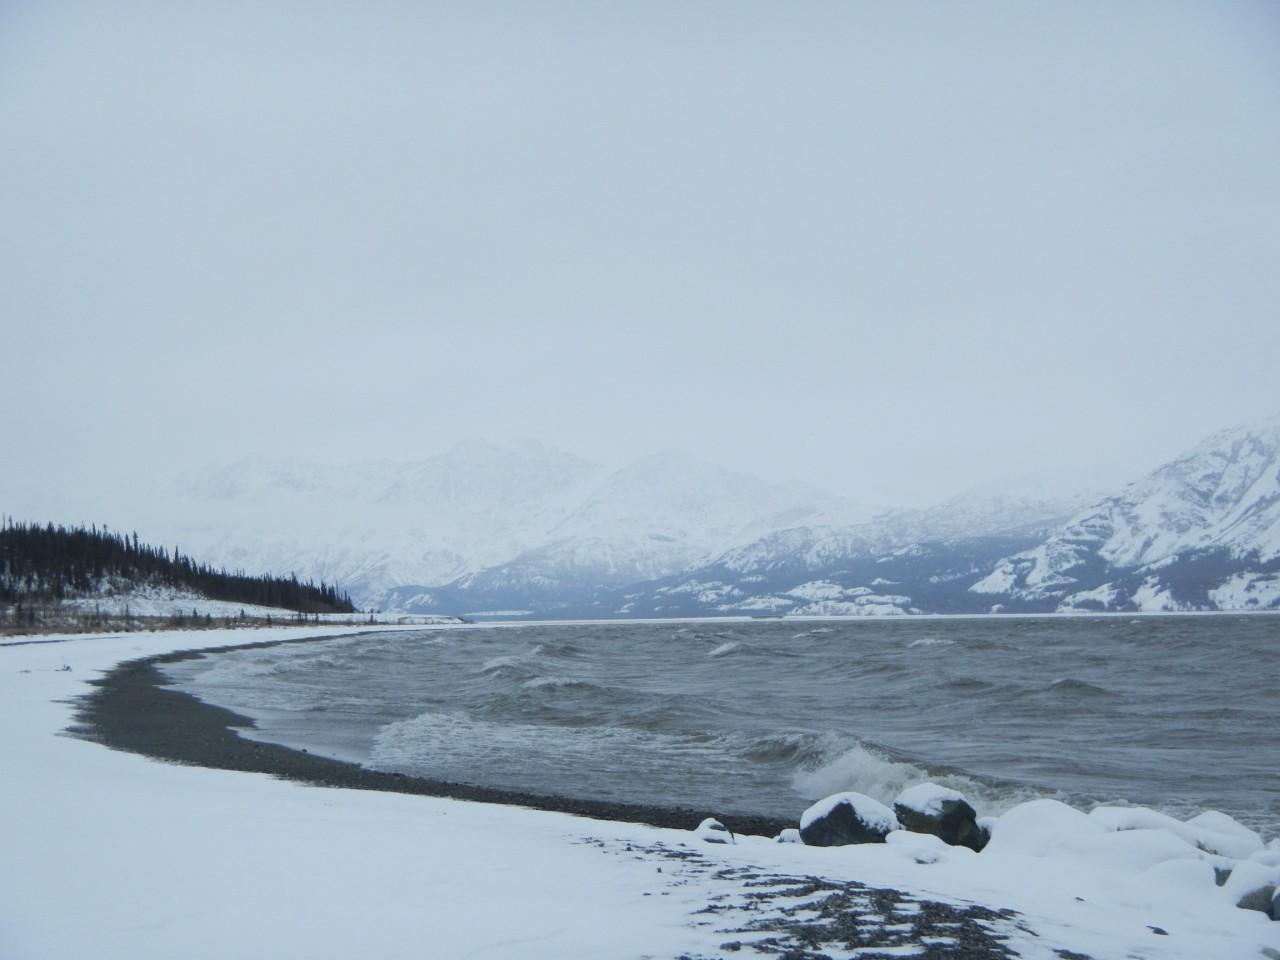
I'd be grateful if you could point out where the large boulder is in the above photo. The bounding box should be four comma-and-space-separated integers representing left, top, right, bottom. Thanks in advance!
893, 783, 986, 852
799, 792, 899, 847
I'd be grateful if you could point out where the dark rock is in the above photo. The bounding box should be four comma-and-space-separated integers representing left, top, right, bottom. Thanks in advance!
893, 783, 987, 852
1237, 883, 1277, 917
799, 792, 898, 847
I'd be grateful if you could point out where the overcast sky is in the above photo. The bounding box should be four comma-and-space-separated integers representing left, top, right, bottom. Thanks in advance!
3, 0, 1278, 510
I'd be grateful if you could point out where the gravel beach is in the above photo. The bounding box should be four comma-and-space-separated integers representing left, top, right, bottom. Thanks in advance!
71, 632, 793, 839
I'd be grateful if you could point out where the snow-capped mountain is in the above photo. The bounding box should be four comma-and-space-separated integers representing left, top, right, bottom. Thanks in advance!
403, 417, 1280, 620
971, 415, 1280, 612
125, 441, 867, 609
15, 417, 1280, 619
565, 491, 1090, 620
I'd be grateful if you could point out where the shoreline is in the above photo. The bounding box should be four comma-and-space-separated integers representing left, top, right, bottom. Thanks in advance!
8, 625, 1276, 959
71, 631, 793, 838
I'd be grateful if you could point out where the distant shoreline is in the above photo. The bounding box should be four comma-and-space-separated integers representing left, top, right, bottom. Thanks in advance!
71, 630, 792, 838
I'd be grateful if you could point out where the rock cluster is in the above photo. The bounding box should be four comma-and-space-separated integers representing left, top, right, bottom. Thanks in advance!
692, 782, 1280, 923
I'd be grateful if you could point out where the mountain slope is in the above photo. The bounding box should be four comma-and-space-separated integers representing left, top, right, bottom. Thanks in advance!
136, 442, 867, 609
970, 415, 1280, 612
383, 492, 1085, 619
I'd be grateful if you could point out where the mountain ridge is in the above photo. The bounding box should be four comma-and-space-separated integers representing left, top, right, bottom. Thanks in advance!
8, 416, 1280, 618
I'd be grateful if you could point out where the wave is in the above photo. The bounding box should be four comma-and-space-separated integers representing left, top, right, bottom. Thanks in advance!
1040, 677, 1114, 698
738, 731, 831, 765
708, 641, 741, 658
788, 737, 1040, 817
368, 710, 732, 775
522, 675, 600, 691
478, 655, 530, 674
940, 675, 992, 692
907, 637, 954, 649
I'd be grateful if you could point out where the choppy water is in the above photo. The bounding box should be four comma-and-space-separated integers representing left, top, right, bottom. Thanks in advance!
162, 616, 1280, 837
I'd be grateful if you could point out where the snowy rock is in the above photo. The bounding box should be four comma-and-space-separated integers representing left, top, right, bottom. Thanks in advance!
976, 815, 997, 849
774, 828, 802, 844
1273, 887, 1280, 922
799, 792, 899, 847
885, 830, 951, 864
1185, 810, 1265, 857
1222, 860, 1280, 917
892, 783, 986, 852
1090, 806, 1264, 861
693, 817, 734, 845
982, 799, 1106, 858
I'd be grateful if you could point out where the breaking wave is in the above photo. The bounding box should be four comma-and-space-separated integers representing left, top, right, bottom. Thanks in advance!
789, 739, 1036, 816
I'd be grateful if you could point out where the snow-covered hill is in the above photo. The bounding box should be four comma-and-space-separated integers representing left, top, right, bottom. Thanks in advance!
971, 415, 1280, 612
129, 442, 867, 610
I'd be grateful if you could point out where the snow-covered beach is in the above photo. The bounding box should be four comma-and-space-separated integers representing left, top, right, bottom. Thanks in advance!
4, 627, 1280, 959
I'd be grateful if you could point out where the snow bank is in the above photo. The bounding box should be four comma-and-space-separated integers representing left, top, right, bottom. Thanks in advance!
1091, 805, 1263, 861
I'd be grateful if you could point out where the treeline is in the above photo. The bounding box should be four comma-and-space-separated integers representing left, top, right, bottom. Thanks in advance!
0, 519, 354, 614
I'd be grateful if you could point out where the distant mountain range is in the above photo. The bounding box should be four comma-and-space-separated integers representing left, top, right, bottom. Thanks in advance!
130, 441, 867, 613
12, 417, 1280, 618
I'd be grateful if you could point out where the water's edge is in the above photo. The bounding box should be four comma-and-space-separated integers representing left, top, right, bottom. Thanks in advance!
68, 632, 792, 837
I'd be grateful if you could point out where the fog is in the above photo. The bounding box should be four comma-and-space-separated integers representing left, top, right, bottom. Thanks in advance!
3, 1, 1278, 513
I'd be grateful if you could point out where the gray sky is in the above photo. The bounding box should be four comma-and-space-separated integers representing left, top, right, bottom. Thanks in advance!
3, 0, 1278, 509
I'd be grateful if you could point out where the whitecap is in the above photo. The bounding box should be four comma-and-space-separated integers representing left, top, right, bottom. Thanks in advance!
522, 675, 594, 690
790, 739, 1038, 818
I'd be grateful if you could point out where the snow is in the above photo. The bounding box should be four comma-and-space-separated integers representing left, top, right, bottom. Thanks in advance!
1221, 860, 1280, 909
3, 628, 1280, 959
1091, 806, 1263, 861
1130, 576, 1189, 613
1210, 573, 1280, 610
969, 564, 1018, 596
58, 584, 345, 620
895, 783, 967, 817
789, 596, 916, 617
694, 818, 735, 844
975, 416, 1280, 608
786, 580, 848, 601
982, 799, 1106, 858
1057, 582, 1121, 611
